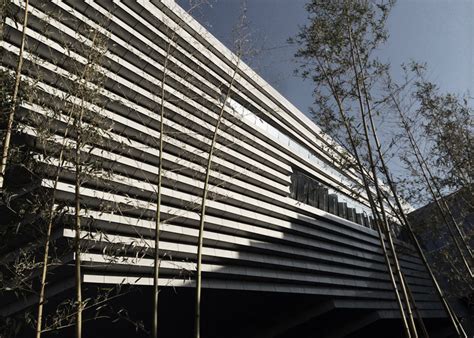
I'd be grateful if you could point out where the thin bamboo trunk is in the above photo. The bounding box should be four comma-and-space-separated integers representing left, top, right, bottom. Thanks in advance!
36, 113, 75, 338
315, 55, 411, 338
347, 27, 416, 338
413, 115, 472, 263
410, 139, 473, 277
401, 271, 429, 338
353, 53, 419, 338
439, 196, 473, 260
393, 96, 473, 277
375, 94, 469, 337
425, 124, 473, 258
36, 165, 62, 338
194, 62, 240, 338
0, 0, 29, 191
74, 105, 84, 338
431, 120, 473, 256
36, 196, 59, 338
152, 38, 173, 338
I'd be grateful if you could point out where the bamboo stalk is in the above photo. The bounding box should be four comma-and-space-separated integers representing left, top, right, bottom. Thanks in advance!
347, 26, 416, 338
367, 92, 469, 337
0, 0, 29, 191
36, 110, 75, 338
152, 31, 174, 338
315, 56, 411, 338
401, 271, 429, 338
400, 97, 472, 265
194, 60, 240, 338
74, 102, 84, 338
392, 94, 473, 277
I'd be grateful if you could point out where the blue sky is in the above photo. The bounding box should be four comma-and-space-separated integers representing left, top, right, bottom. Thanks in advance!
178, 0, 473, 115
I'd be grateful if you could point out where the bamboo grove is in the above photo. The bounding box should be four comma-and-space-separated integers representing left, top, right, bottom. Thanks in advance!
1, 1, 258, 336
292, 0, 471, 337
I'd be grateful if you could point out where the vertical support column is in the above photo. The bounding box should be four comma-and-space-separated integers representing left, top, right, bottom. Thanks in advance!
338, 202, 347, 219
289, 173, 297, 200
347, 208, 356, 222
317, 187, 328, 211
363, 214, 370, 228
296, 175, 305, 203
308, 182, 317, 207
328, 194, 337, 215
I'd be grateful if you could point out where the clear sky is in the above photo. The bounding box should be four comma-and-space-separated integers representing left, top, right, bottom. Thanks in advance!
177, 0, 474, 116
